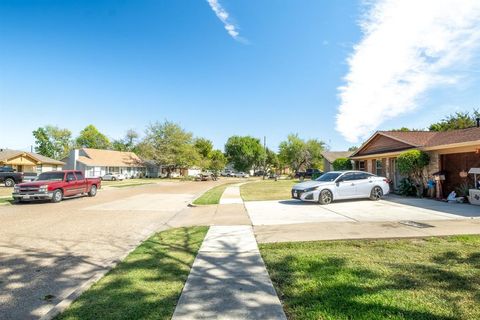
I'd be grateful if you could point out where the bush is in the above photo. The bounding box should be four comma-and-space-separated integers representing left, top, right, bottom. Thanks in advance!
398, 178, 417, 196
396, 150, 430, 197
332, 158, 353, 171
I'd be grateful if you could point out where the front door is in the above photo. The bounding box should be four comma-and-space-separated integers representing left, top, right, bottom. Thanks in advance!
64, 172, 77, 196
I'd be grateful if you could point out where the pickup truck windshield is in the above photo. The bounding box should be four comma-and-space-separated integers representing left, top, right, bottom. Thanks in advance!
315, 172, 342, 182
37, 172, 65, 181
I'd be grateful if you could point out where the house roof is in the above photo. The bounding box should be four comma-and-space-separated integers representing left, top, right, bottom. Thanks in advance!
0, 149, 65, 165
352, 127, 480, 157
322, 151, 353, 163
77, 148, 144, 167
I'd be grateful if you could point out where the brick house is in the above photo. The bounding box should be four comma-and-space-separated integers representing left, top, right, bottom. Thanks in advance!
350, 127, 480, 195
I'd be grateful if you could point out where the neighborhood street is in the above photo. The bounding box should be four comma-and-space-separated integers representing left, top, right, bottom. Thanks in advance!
0, 181, 221, 320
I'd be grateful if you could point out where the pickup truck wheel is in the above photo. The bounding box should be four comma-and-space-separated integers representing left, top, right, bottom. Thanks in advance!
319, 189, 333, 205
5, 178, 14, 187
51, 189, 63, 203
88, 185, 97, 197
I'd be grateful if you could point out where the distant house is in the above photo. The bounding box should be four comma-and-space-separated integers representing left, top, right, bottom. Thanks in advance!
350, 127, 480, 194
0, 149, 64, 173
63, 148, 146, 178
321, 151, 353, 172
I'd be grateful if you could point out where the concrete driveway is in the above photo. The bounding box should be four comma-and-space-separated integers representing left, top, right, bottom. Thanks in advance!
0, 180, 221, 320
245, 195, 480, 226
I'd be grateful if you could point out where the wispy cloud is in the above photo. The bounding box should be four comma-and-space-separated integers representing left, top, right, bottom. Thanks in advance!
207, 0, 244, 41
336, 0, 480, 142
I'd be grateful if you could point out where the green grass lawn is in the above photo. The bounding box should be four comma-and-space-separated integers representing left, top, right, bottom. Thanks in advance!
240, 179, 299, 201
57, 227, 208, 320
193, 183, 234, 205
0, 197, 12, 205
260, 235, 480, 320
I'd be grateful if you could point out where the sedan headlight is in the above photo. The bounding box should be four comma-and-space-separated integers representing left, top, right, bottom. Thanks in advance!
39, 185, 48, 193
304, 186, 319, 192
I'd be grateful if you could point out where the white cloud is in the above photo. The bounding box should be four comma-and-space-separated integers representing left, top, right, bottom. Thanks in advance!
207, 0, 244, 41
336, 0, 480, 142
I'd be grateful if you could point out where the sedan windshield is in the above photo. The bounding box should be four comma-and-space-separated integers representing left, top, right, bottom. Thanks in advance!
315, 172, 342, 182
37, 172, 65, 181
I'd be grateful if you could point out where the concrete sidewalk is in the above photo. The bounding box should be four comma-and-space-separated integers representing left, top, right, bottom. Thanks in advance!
172, 226, 286, 320
219, 184, 244, 204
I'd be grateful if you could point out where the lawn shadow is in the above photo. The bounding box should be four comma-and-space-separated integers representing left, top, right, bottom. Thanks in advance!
264, 245, 480, 320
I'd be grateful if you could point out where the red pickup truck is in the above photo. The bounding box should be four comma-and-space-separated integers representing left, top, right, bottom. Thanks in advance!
12, 170, 101, 203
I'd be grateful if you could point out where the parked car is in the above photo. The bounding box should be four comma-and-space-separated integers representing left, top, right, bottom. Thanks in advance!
12, 170, 101, 203
295, 168, 323, 180
101, 173, 125, 181
221, 170, 235, 177
195, 171, 218, 181
234, 172, 250, 178
254, 170, 265, 177
0, 168, 23, 187
291, 170, 390, 205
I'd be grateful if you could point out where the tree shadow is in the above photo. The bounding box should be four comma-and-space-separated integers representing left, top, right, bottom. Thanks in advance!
0, 227, 205, 320
263, 244, 480, 320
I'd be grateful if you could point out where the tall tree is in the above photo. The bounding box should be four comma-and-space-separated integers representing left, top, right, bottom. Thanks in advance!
278, 134, 325, 172
429, 110, 480, 131
142, 121, 200, 177
207, 149, 227, 173
32, 125, 72, 159
76, 125, 111, 149
194, 138, 214, 159
112, 129, 139, 152
224, 136, 265, 172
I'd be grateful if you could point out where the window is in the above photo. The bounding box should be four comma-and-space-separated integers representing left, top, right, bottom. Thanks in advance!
355, 172, 374, 180
376, 160, 383, 176
358, 161, 365, 171
37, 172, 65, 181
75, 172, 84, 180
36, 165, 42, 174
52, 165, 58, 171
66, 172, 76, 181
340, 172, 357, 181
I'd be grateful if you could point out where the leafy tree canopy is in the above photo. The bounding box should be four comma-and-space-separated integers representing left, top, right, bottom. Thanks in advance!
194, 138, 214, 159
278, 134, 325, 172
429, 110, 480, 132
112, 129, 139, 152
142, 121, 200, 175
76, 125, 111, 149
207, 150, 227, 173
396, 149, 430, 196
224, 136, 265, 172
33, 125, 72, 160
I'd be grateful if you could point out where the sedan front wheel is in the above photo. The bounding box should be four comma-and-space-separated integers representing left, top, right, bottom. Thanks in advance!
319, 189, 333, 205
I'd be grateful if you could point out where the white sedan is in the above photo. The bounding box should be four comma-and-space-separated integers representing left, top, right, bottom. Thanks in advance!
234, 172, 250, 178
101, 173, 126, 181
291, 170, 390, 205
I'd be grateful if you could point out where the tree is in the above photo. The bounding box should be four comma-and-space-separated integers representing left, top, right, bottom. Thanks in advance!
396, 149, 430, 197
142, 121, 200, 177
348, 146, 359, 152
224, 136, 265, 172
332, 158, 353, 170
194, 138, 213, 159
112, 129, 139, 152
207, 150, 227, 173
429, 110, 480, 131
76, 125, 111, 149
264, 148, 280, 175
278, 134, 325, 172
32, 125, 72, 159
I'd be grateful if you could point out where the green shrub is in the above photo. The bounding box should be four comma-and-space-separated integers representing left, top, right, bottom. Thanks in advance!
332, 158, 353, 170
398, 178, 417, 196
396, 150, 430, 197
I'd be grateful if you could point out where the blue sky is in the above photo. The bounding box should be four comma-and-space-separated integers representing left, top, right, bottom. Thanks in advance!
1, 0, 480, 151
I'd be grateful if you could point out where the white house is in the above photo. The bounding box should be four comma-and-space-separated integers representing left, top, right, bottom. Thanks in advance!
63, 148, 146, 178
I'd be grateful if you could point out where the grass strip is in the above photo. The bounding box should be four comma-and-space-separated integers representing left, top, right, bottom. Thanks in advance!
57, 227, 208, 320
0, 197, 12, 205
260, 235, 480, 320
240, 179, 299, 201
193, 183, 234, 205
